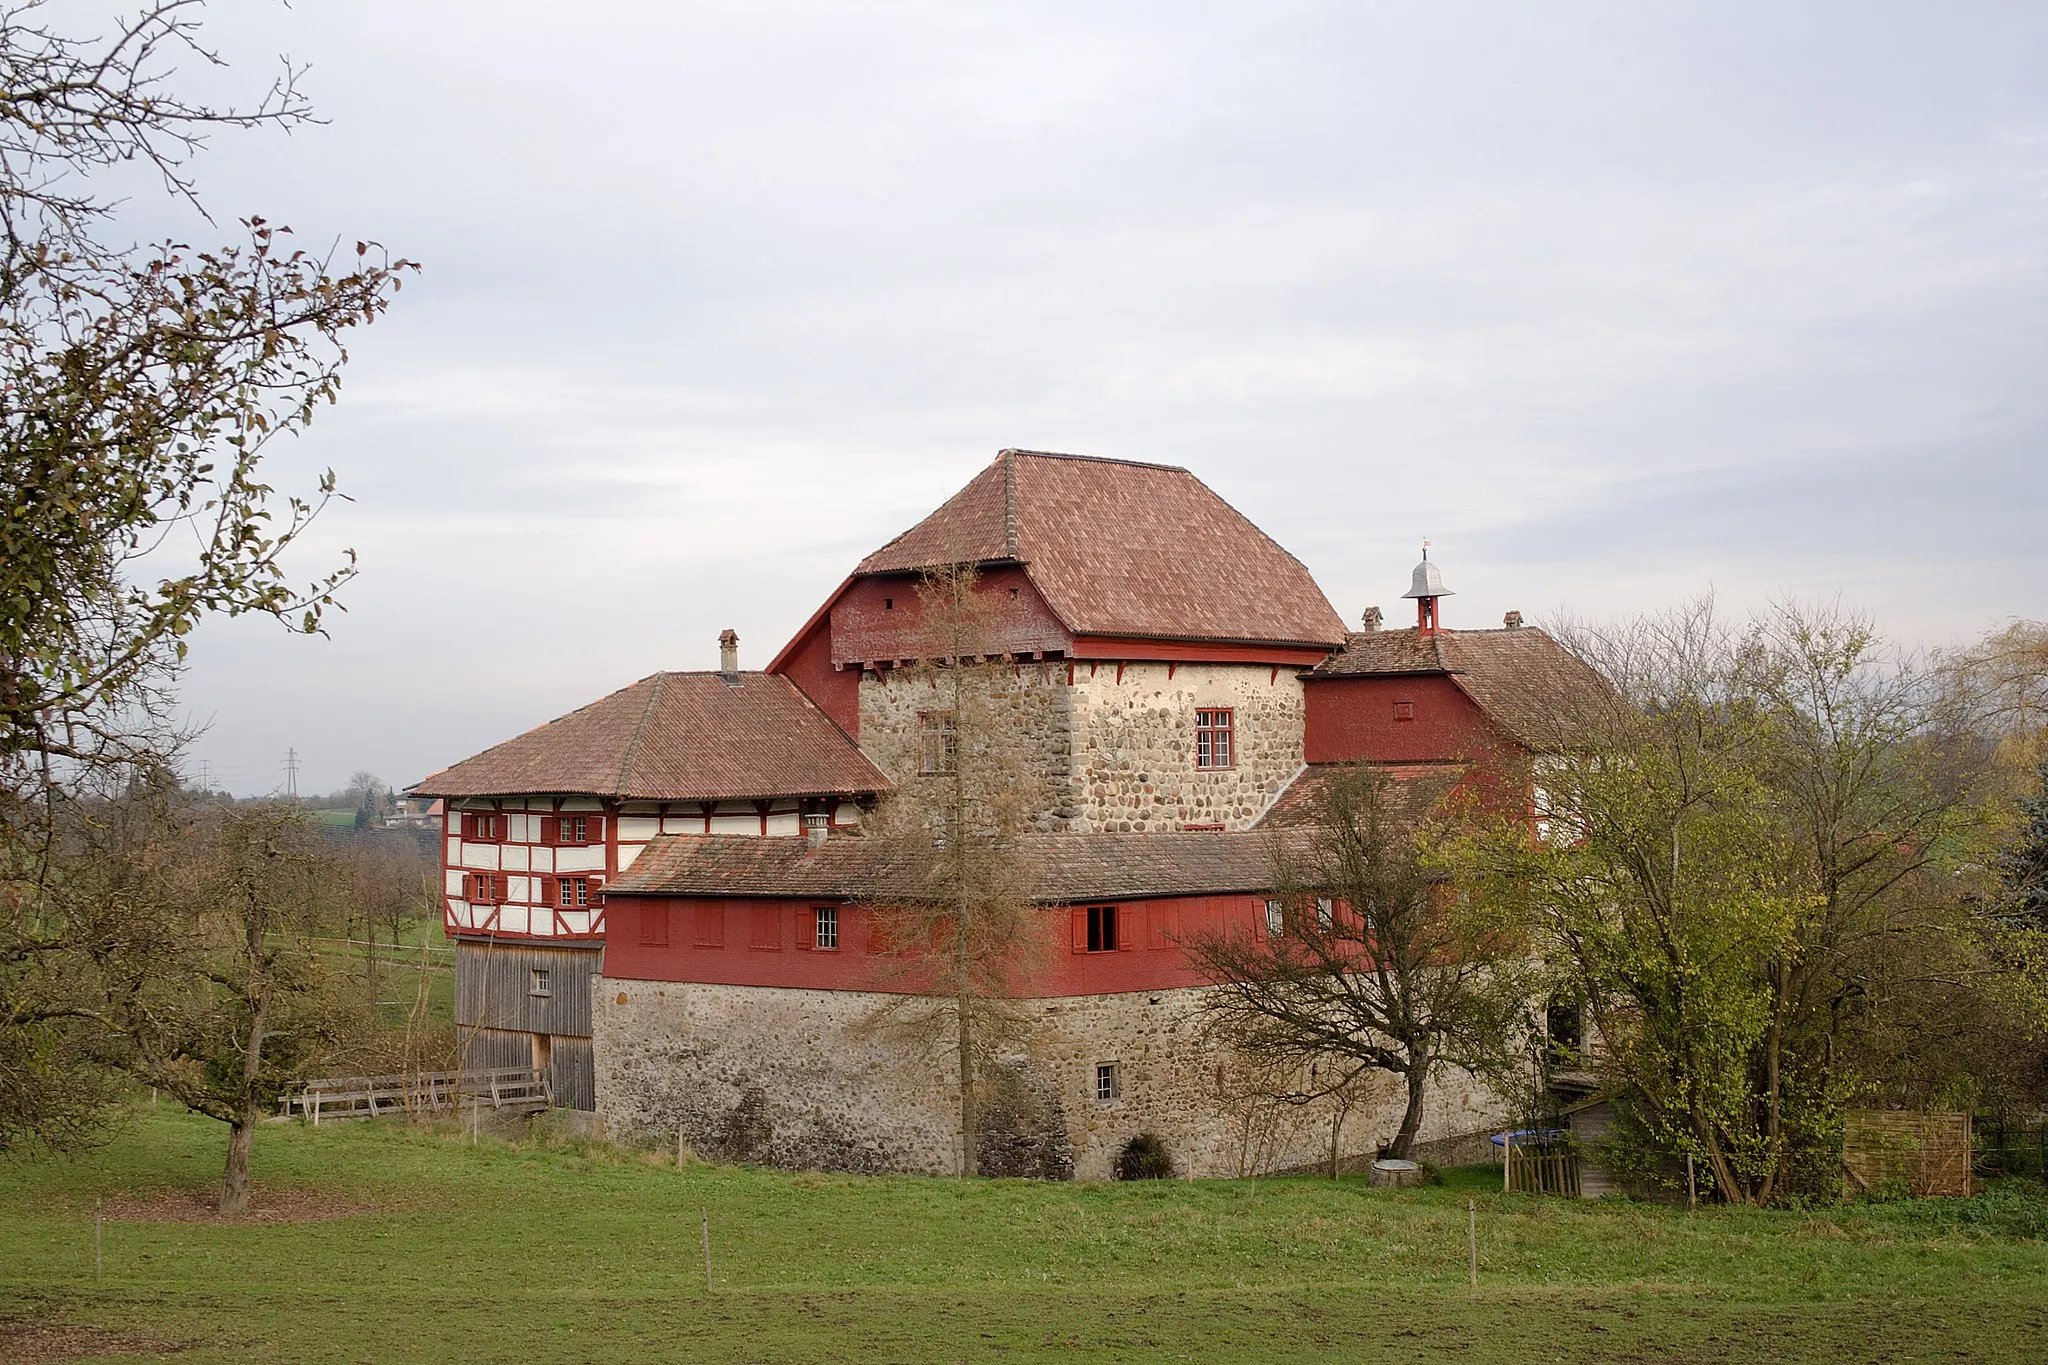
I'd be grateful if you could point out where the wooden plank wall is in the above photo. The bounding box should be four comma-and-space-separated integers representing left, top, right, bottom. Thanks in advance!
1843, 1110, 1972, 1199
453, 939, 604, 1111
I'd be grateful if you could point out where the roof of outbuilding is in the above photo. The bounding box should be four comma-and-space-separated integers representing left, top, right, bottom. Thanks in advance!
1307, 626, 1608, 750
606, 830, 1288, 902
409, 672, 890, 802
1254, 763, 1464, 831
854, 451, 1347, 648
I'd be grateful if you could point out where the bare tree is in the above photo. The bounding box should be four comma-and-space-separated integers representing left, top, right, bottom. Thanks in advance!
0, 2, 410, 1151
860, 563, 1047, 1176
1182, 765, 1528, 1160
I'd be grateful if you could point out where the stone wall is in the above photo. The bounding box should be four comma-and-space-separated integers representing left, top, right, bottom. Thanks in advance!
593, 977, 1509, 1180
858, 664, 1075, 833
1066, 663, 1305, 833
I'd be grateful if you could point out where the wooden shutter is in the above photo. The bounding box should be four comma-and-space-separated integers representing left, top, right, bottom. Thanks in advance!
1118, 905, 1135, 950
459, 812, 473, 839
587, 816, 604, 844
1071, 907, 1090, 953
695, 903, 725, 948
538, 875, 555, 907
796, 908, 816, 950
538, 815, 556, 846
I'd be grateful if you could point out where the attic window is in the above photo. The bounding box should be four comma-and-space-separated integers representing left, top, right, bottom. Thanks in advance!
1394, 700, 1415, 722
884, 597, 894, 611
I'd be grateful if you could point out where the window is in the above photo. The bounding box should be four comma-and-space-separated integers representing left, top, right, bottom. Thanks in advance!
1087, 905, 1118, 953
1195, 709, 1234, 770
1393, 700, 1415, 722
549, 814, 596, 846
1264, 898, 1284, 937
1316, 897, 1334, 930
920, 711, 957, 775
468, 812, 503, 842
556, 876, 594, 908
467, 873, 503, 904
814, 906, 839, 951
639, 905, 669, 947
529, 967, 551, 997
1095, 1063, 1122, 1102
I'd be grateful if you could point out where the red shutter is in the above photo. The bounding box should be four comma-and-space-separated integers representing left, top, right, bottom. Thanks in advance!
796, 908, 815, 950
1121, 905, 1139, 950
588, 816, 604, 844
459, 812, 473, 840
539, 815, 556, 846
588, 876, 603, 905
1071, 907, 1089, 953
538, 875, 555, 907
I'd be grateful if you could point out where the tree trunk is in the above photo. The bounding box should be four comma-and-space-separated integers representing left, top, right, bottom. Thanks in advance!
219, 993, 269, 1216
956, 991, 976, 1178
1387, 1063, 1428, 1159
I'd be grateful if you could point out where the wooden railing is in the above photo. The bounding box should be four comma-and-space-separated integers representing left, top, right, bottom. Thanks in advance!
280, 1067, 552, 1123
1506, 1147, 1582, 1197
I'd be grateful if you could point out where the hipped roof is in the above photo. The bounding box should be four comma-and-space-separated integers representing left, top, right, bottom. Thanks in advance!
606, 830, 1289, 902
410, 672, 889, 802
1308, 626, 1608, 751
854, 451, 1347, 648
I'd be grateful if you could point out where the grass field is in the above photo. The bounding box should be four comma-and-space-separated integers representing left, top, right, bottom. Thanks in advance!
4, 1106, 2045, 1363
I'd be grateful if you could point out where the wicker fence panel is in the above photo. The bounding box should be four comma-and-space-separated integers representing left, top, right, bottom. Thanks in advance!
1842, 1110, 1972, 1199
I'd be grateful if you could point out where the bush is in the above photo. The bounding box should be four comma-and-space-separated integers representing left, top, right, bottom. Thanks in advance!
1115, 1133, 1175, 1180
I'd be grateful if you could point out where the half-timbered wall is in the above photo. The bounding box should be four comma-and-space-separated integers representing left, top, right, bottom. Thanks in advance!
440, 794, 863, 940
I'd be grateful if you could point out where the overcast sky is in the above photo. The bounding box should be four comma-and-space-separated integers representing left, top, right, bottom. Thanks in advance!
136, 2, 2047, 797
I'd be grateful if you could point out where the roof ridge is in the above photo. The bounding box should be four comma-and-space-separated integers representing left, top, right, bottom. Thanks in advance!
996, 447, 1190, 474
615, 670, 667, 796
1002, 449, 1018, 558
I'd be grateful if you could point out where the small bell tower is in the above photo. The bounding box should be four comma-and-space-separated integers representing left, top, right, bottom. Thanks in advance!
1401, 542, 1453, 634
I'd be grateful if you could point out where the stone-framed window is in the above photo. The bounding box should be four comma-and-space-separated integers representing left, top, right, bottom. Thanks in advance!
919, 710, 956, 774
1095, 1062, 1122, 1102
1195, 708, 1234, 770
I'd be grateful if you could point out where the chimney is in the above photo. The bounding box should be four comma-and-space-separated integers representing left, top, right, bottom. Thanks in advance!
1503, 610, 1524, 629
804, 812, 829, 848
718, 629, 740, 686
1360, 605, 1383, 633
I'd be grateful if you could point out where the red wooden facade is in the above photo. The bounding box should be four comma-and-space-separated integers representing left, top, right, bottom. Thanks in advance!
1302, 674, 1516, 767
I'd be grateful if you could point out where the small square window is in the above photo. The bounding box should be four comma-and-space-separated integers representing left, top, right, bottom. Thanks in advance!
1095, 1062, 1122, 1102
1393, 700, 1415, 722
815, 906, 839, 950
529, 968, 551, 997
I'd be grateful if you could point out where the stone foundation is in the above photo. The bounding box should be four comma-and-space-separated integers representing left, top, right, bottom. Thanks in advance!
594, 978, 1508, 1179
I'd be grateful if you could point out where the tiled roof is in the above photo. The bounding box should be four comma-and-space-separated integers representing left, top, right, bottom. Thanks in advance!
855, 451, 1346, 648
410, 672, 890, 802
1255, 763, 1463, 830
607, 830, 1288, 902
1308, 626, 1608, 750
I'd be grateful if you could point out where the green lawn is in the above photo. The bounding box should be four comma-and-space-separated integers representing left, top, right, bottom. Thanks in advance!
4, 1106, 2045, 1363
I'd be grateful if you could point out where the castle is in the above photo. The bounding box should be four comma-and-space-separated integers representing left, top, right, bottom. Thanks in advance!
411, 450, 1598, 1176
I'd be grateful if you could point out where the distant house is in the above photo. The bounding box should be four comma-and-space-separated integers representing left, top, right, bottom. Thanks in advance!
411, 450, 1604, 1172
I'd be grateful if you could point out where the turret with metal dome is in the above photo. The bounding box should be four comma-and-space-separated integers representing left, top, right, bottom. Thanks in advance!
1401, 541, 1452, 634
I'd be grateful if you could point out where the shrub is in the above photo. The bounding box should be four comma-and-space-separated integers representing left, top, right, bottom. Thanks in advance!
1115, 1133, 1175, 1180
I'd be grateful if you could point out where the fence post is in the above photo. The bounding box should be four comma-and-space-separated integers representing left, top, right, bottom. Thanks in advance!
1687, 1154, 1697, 1210
1467, 1199, 1477, 1287
701, 1207, 713, 1293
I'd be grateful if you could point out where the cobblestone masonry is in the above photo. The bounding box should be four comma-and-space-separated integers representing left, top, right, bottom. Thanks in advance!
857, 662, 1306, 834
594, 978, 1508, 1178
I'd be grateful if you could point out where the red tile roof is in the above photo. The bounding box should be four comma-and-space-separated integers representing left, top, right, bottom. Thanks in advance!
607, 830, 1288, 902
1255, 763, 1463, 830
855, 451, 1346, 648
410, 672, 890, 802
1308, 626, 1608, 750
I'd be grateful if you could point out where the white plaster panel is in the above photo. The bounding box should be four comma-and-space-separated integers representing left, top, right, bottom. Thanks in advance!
560, 797, 602, 811
709, 814, 760, 835
619, 817, 660, 840
833, 803, 861, 826
499, 905, 531, 936
510, 813, 532, 842
529, 846, 555, 874
500, 844, 530, 872
558, 910, 591, 935
446, 837, 461, 863
444, 869, 466, 895
460, 842, 500, 870
662, 815, 706, 835
510, 876, 532, 902
617, 844, 643, 870
556, 846, 605, 872
765, 813, 801, 836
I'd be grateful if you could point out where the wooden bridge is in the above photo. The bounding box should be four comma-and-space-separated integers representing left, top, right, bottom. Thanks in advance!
280, 1066, 553, 1123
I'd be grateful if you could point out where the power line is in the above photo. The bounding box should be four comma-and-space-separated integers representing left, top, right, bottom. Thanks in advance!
283, 747, 300, 799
